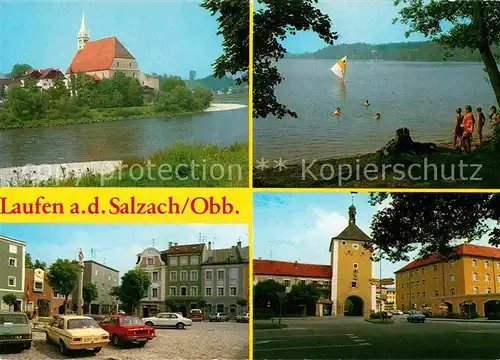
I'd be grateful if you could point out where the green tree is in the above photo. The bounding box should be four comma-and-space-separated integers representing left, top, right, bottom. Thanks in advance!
160, 75, 186, 93
23, 77, 39, 93
394, 0, 500, 106
202, 0, 336, 119
285, 283, 321, 315
0, 85, 6, 100
253, 279, 285, 314
197, 298, 207, 310
9, 63, 32, 79
47, 259, 79, 313
110, 269, 150, 315
369, 193, 500, 262
25, 253, 33, 268
6, 85, 50, 119
2, 294, 19, 310
48, 75, 70, 103
192, 86, 213, 109
83, 282, 98, 313
32, 259, 47, 270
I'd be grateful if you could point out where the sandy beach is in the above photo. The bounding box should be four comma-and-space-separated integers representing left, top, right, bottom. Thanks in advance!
205, 103, 247, 112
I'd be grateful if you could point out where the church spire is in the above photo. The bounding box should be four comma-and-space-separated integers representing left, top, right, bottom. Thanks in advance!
348, 192, 357, 225
77, 12, 89, 50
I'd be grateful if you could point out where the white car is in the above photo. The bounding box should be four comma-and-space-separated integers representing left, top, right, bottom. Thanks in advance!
142, 313, 192, 330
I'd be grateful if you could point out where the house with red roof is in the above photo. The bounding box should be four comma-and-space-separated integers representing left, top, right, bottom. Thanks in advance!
24, 68, 65, 90
395, 243, 500, 317
66, 14, 159, 90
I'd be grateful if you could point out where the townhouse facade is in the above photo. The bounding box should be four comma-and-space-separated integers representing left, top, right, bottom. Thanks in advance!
24, 268, 66, 316
136, 247, 167, 317
163, 243, 204, 316
201, 241, 249, 317
72, 260, 119, 314
0, 235, 26, 311
395, 243, 500, 316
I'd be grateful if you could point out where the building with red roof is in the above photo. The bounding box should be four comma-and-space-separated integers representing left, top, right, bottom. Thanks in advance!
23, 68, 65, 90
66, 14, 159, 90
395, 243, 500, 317
254, 204, 379, 317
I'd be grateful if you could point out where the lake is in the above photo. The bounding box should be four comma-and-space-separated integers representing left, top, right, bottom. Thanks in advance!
0, 108, 247, 167
253, 59, 497, 162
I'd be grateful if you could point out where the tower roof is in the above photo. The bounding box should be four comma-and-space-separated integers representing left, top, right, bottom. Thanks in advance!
329, 205, 371, 251
79, 12, 88, 35
67, 36, 135, 73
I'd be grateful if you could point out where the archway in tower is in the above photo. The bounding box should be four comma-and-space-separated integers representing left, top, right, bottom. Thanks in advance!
344, 296, 364, 316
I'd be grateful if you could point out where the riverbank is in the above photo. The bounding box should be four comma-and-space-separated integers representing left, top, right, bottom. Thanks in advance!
253, 135, 500, 188
4, 142, 248, 187
0, 102, 247, 130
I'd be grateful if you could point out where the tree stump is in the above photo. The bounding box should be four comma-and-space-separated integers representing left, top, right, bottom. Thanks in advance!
379, 127, 438, 157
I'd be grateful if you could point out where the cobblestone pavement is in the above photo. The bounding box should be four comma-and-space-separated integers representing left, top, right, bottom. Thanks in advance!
0, 321, 249, 360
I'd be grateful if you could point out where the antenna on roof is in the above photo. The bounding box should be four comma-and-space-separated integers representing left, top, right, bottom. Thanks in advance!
152, 239, 155, 248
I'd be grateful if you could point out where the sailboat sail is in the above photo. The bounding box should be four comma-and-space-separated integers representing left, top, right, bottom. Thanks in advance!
330, 56, 347, 80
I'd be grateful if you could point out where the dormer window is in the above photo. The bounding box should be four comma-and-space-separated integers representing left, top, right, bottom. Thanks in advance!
117, 62, 120, 67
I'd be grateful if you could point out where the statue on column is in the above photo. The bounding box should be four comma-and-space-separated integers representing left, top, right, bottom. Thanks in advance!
78, 248, 84, 266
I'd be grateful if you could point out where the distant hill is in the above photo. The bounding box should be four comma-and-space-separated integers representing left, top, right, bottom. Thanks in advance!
186, 75, 236, 91
288, 41, 500, 62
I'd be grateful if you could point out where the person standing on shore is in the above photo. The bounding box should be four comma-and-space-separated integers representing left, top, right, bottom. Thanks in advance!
461, 105, 475, 153
476, 107, 486, 144
453, 107, 463, 150
489, 105, 499, 125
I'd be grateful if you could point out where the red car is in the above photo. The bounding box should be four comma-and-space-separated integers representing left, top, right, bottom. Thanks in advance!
189, 309, 203, 322
99, 314, 155, 347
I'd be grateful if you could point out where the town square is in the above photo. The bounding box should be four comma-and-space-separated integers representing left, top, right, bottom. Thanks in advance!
253, 192, 500, 358
0, 224, 249, 359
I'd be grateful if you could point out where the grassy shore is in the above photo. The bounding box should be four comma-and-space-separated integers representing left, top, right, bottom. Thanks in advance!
10, 142, 248, 187
0, 105, 209, 130
254, 136, 500, 188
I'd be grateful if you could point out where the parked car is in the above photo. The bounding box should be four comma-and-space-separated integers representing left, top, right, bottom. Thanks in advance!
45, 315, 110, 355
209, 313, 229, 322
392, 310, 404, 315
235, 313, 249, 323
189, 309, 203, 322
0, 311, 32, 351
407, 311, 426, 323
142, 312, 192, 329
99, 314, 155, 347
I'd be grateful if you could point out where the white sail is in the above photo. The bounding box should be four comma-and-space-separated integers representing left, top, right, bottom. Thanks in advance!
330, 56, 347, 80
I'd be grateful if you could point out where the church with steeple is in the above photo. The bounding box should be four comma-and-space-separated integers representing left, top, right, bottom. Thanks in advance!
67, 13, 159, 90
328, 202, 376, 316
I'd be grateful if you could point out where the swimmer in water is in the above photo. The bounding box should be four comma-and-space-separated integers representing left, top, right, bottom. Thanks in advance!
364, 100, 370, 106
333, 107, 340, 116
375, 113, 381, 119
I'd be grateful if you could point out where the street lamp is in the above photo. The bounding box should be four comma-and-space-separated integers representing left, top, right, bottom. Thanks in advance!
277, 291, 288, 326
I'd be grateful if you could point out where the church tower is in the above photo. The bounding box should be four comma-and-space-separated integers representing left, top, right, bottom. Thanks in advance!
329, 201, 376, 316
77, 12, 89, 50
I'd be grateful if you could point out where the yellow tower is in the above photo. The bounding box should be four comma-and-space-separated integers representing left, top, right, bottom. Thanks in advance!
329, 204, 375, 316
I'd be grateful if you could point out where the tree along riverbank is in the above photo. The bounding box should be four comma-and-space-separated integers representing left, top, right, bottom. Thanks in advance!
6, 141, 248, 187
0, 102, 247, 130
253, 134, 500, 188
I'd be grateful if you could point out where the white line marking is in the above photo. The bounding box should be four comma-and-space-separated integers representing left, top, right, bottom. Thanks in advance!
353, 339, 365, 342
254, 340, 274, 345
254, 343, 371, 352
345, 333, 354, 336
254, 334, 348, 340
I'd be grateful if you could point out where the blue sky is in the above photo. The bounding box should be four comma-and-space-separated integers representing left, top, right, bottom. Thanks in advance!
0, 224, 248, 279
282, 1, 427, 54
253, 192, 492, 281
0, 1, 223, 77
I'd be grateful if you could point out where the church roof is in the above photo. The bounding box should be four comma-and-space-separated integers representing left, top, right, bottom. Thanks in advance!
333, 223, 371, 242
67, 36, 135, 73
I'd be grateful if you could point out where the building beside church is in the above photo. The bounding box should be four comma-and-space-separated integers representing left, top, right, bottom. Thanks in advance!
395, 243, 500, 317
67, 13, 159, 90
253, 204, 377, 317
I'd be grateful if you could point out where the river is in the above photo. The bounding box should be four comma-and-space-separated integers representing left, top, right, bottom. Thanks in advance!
0, 107, 247, 167
253, 59, 497, 162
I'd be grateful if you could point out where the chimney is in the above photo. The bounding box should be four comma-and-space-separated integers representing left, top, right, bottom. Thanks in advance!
237, 241, 241, 248
169, 242, 173, 248
174, 242, 178, 246
208, 242, 211, 250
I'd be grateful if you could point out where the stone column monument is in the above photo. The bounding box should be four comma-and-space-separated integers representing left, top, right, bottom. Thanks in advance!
77, 248, 85, 315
